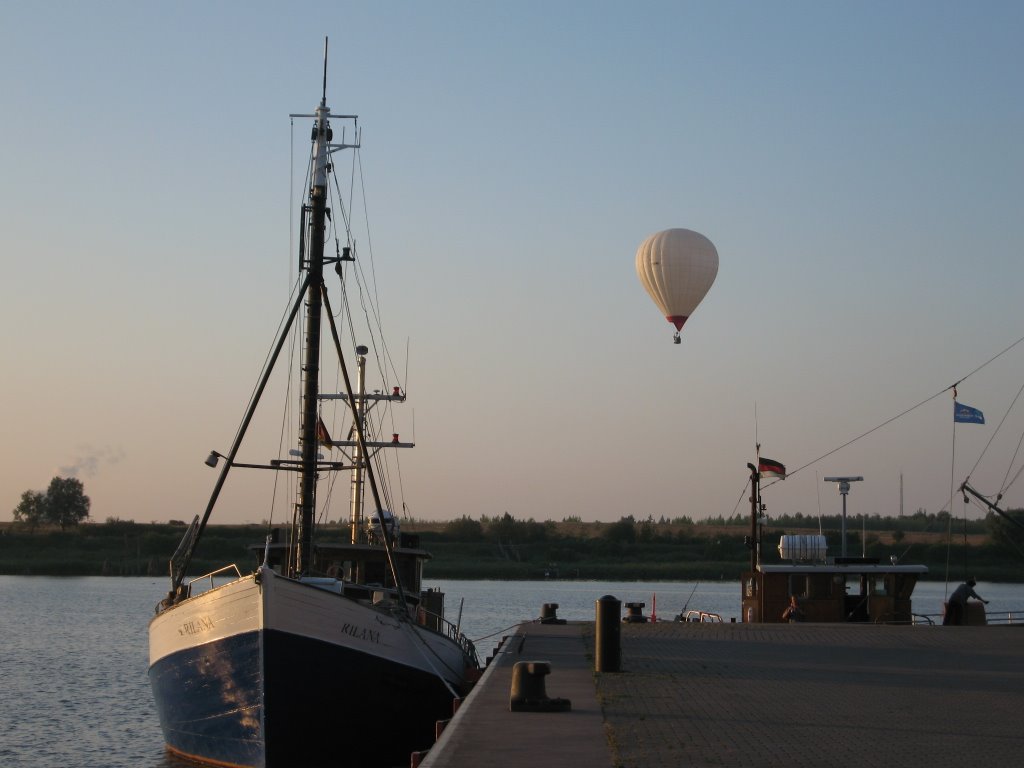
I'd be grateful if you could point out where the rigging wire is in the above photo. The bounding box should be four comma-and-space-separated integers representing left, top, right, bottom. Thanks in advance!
355, 149, 404, 387
356, 149, 412, 515
748, 334, 1024, 574
399, 622, 461, 697
333, 147, 410, 518
765, 388, 949, 488
995, 381, 1024, 497
728, 478, 750, 518
226, 275, 307, 464
323, 241, 403, 521
269, 287, 301, 534
471, 616, 545, 644
761, 331, 1024, 491
1004, 462, 1024, 497
273, 122, 413, 534
964, 378, 1024, 492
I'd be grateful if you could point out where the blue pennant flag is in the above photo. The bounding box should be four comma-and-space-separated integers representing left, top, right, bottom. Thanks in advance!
954, 401, 985, 424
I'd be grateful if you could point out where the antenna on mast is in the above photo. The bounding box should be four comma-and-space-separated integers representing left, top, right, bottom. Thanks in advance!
322, 36, 329, 104
823, 476, 864, 559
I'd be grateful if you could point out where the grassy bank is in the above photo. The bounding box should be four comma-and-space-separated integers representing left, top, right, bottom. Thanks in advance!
1, 519, 1021, 582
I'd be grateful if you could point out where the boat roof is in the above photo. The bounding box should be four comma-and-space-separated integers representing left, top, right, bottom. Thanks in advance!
758, 563, 928, 574
249, 541, 433, 559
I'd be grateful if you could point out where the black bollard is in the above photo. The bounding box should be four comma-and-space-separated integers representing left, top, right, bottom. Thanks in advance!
509, 661, 571, 712
623, 601, 647, 623
595, 595, 621, 672
540, 602, 566, 624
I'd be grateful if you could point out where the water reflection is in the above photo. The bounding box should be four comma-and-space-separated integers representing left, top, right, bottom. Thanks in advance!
0, 576, 1019, 768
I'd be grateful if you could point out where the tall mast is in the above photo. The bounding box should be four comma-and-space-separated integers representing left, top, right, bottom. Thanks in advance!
747, 463, 760, 572
349, 351, 367, 544
295, 42, 331, 576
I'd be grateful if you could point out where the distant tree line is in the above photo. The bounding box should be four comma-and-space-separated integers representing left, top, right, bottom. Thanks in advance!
430, 509, 1024, 564
437, 509, 1007, 542
700, 508, 991, 535
11, 477, 91, 531
3, 508, 1023, 580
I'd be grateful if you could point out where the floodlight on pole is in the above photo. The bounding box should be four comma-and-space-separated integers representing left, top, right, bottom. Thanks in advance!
823, 476, 864, 559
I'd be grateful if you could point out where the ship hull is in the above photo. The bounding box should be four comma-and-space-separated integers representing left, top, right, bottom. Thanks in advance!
149, 569, 469, 768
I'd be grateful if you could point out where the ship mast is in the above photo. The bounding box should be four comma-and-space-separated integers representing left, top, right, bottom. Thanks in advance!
294, 41, 332, 576
747, 463, 761, 572
349, 352, 368, 544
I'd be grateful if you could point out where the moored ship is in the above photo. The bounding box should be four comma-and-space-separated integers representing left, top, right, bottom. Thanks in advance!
148, 39, 479, 768
740, 462, 927, 624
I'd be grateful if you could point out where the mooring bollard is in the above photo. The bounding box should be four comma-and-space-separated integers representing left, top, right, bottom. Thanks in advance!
623, 601, 647, 623
509, 660, 571, 712
540, 602, 566, 624
595, 594, 621, 672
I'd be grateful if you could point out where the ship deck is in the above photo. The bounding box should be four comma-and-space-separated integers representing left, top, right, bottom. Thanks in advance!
420, 619, 1024, 767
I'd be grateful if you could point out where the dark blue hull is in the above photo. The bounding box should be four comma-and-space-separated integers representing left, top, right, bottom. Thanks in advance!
150, 628, 457, 768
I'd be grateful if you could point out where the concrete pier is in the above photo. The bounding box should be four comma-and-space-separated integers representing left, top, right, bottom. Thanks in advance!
420, 622, 610, 767
420, 620, 1024, 768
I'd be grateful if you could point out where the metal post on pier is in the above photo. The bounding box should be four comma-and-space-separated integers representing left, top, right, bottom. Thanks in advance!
595, 595, 621, 672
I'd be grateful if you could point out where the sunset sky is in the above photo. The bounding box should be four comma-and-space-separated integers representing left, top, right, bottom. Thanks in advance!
3, 1, 1023, 532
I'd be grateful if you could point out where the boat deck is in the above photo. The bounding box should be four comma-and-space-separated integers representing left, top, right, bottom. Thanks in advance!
420, 619, 1024, 767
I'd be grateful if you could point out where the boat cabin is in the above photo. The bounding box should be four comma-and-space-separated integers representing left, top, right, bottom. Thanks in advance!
742, 535, 927, 623
253, 531, 430, 603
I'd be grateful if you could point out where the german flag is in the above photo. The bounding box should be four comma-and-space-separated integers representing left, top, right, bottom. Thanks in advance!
316, 417, 333, 449
758, 457, 786, 479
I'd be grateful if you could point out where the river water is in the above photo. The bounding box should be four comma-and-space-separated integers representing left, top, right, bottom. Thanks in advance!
0, 576, 1020, 767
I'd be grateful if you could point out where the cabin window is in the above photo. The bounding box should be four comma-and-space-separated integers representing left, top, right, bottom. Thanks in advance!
870, 577, 887, 596
832, 575, 845, 596
787, 575, 809, 599
845, 575, 865, 596
894, 574, 916, 599
363, 560, 386, 586
398, 560, 419, 593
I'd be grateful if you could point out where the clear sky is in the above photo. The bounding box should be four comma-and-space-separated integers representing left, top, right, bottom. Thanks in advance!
3, 1, 1023, 531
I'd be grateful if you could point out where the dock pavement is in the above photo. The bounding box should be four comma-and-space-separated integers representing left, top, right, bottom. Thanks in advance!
420, 619, 1023, 768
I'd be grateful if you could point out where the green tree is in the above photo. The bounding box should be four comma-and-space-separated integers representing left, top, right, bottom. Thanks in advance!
604, 516, 637, 544
986, 508, 1024, 553
12, 490, 47, 531
44, 477, 91, 529
443, 516, 484, 541
13, 477, 91, 531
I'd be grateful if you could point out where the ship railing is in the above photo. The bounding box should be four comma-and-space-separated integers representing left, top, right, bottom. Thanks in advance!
186, 564, 243, 598
680, 609, 724, 623
911, 609, 1024, 626
870, 611, 923, 625
983, 609, 1024, 625
419, 608, 479, 663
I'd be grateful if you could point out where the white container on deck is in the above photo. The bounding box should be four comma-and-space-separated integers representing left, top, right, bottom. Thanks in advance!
777, 534, 827, 562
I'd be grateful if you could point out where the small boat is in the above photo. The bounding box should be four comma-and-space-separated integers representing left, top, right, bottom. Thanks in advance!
740, 463, 928, 624
148, 40, 479, 768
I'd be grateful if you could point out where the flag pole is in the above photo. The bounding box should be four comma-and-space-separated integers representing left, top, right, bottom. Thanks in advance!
747, 462, 760, 572
948, 387, 958, 585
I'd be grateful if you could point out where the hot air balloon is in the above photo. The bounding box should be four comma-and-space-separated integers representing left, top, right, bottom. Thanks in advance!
635, 228, 718, 344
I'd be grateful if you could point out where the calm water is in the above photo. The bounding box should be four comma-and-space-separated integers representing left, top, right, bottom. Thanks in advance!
0, 576, 1020, 767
